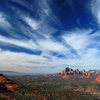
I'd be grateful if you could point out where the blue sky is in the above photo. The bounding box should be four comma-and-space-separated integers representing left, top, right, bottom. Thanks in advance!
0, 0, 100, 74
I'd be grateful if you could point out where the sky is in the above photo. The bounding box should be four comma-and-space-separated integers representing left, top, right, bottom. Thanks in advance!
0, 0, 100, 74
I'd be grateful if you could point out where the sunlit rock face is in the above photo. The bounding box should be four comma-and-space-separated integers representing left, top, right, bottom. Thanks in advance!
58, 67, 82, 76
57, 67, 94, 79
96, 76, 100, 82
0, 74, 21, 91
0, 74, 11, 83
5, 84, 21, 91
96, 73, 100, 75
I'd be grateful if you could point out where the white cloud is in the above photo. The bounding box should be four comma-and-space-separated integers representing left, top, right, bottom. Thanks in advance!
39, 0, 50, 16
23, 16, 40, 30
38, 39, 66, 52
61, 29, 100, 70
17, 0, 58, 37
62, 29, 93, 57
0, 48, 100, 73
76, 48, 100, 69
21, 15, 57, 38
0, 34, 68, 53
63, 34, 87, 50
0, 27, 100, 73
91, 0, 100, 24
0, 50, 79, 73
0, 50, 48, 73
0, 50, 73, 73
0, 35, 39, 50
0, 13, 11, 29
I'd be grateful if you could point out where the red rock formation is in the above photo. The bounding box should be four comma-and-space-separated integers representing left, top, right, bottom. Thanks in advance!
0, 74, 21, 92
96, 72, 100, 75
83, 72, 93, 78
0, 93, 10, 100
43, 74, 52, 78
56, 67, 94, 79
5, 84, 21, 91
62, 75, 69, 79
96, 76, 100, 82
25, 93, 47, 100
0, 74, 11, 83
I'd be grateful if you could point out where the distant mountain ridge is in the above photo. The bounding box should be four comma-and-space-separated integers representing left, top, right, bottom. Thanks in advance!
0, 71, 46, 76
0, 71, 26, 76
88, 70, 100, 74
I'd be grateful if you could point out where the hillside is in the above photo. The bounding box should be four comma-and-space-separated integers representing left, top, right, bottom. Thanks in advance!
0, 74, 44, 100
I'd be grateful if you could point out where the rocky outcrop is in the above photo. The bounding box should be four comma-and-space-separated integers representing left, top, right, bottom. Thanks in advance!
0, 74, 21, 91
82, 72, 93, 78
25, 93, 47, 100
5, 84, 21, 91
0, 74, 11, 83
57, 68, 78, 79
96, 76, 100, 82
96, 72, 100, 75
57, 67, 83, 76
43, 74, 52, 78
57, 67, 94, 79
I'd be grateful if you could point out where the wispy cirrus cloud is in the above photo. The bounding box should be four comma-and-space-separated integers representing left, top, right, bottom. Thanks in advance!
91, 0, 100, 25
0, 49, 100, 74
38, 38, 66, 52
0, 13, 12, 29
0, 50, 73, 73
1, 26, 100, 73
23, 16, 40, 30
62, 29, 92, 54
0, 35, 39, 51
0, 34, 67, 54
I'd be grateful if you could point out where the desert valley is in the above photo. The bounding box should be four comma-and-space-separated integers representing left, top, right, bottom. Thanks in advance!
0, 67, 100, 100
